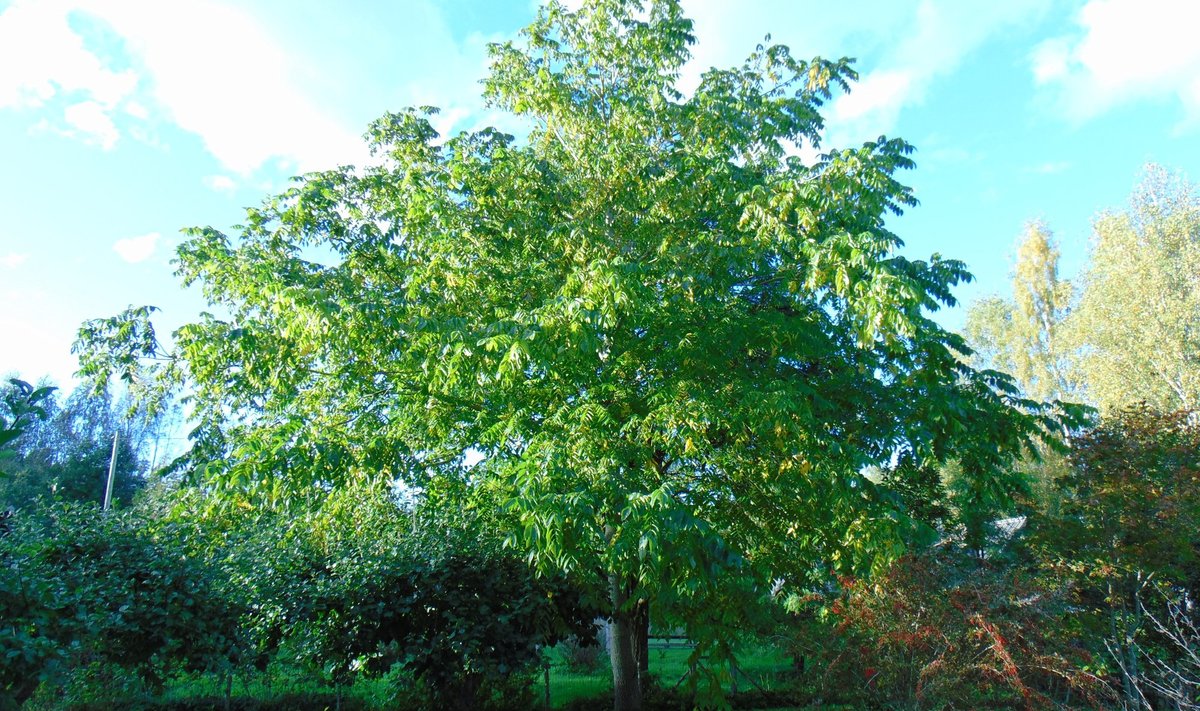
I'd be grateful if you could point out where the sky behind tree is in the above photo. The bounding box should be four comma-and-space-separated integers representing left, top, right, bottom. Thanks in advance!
2, 0, 1199, 386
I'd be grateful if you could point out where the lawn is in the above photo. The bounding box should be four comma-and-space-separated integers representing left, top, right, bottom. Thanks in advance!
544, 641, 799, 707
45, 640, 813, 710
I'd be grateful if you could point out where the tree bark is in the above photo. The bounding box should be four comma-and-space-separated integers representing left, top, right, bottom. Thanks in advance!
634, 597, 650, 692
609, 574, 643, 711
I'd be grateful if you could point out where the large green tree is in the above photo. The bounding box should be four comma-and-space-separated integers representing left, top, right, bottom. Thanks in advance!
76, 2, 1074, 707
1066, 165, 1200, 413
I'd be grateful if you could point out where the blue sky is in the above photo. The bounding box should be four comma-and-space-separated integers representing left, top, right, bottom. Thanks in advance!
2, 0, 1199, 388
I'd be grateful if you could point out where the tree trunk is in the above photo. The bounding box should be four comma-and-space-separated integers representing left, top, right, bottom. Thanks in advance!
634, 597, 650, 692
609, 574, 643, 711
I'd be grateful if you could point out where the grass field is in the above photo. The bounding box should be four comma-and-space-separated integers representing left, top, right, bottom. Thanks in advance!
120, 641, 806, 710
544, 641, 798, 707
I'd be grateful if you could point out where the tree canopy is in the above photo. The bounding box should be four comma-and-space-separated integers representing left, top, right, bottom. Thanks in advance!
0, 380, 167, 510
75, 1, 1078, 707
965, 164, 1200, 415
964, 221, 1076, 404
1068, 165, 1200, 413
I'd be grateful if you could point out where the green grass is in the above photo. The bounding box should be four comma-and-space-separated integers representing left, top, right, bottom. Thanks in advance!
155, 672, 394, 708
68, 643, 799, 710
544, 641, 798, 707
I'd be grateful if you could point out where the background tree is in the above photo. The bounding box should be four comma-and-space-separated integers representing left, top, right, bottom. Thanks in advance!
964, 221, 1075, 403
75, 1, 1078, 708
0, 379, 169, 511
1066, 164, 1200, 413
0, 379, 55, 479
964, 223, 1084, 515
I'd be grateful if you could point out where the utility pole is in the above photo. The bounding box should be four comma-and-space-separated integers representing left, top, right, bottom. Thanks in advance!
103, 431, 119, 511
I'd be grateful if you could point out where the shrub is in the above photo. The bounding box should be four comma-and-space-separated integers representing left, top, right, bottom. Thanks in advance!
791, 551, 1111, 710
559, 634, 606, 673
0, 503, 242, 706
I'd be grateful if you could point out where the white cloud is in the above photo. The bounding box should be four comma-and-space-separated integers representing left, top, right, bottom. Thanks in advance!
0, 0, 133, 153
0, 0, 514, 174
123, 100, 148, 119
112, 231, 160, 263
86, 0, 369, 174
833, 70, 913, 124
828, 0, 1047, 143
0, 0, 374, 173
63, 100, 119, 148
1032, 0, 1200, 126
1, 253, 29, 268
1031, 38, 1071, 84
203, 174, 236, 193
0, 0, 137, 110
675, 0, 1045, 147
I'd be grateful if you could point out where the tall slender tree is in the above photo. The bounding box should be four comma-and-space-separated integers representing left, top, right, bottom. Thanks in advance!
75, 2, 1076, 707
965, 221, 1075, 403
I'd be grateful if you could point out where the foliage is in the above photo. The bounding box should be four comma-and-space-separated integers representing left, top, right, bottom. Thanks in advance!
964, 222, 1076, 404
43, 692, 372, 711
73, 1, 1082, 707
161, 481, 602, 711
794, 551, 1111, 710
0, 503, 241, 708
1033, 405, 1200, 707
1066, 164, 1200, 413
285, 540, 596, 709
0, 379, 171, 511
0, 534, 59, 709
872, 450, 951, 538
1047, 405, 1200, 592
0, 379, 56, 478
0, 378, 57, 709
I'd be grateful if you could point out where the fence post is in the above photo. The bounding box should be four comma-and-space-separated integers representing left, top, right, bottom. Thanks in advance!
103, 431, 118, 510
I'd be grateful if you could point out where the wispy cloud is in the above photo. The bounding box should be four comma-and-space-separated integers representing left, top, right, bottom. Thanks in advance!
1, 253, 29, 269
833, 69, 913, 125
0, 0, 136, 150
828, 0, 1048, 143
63, 100, 119, 149
203, 174, 236, 193
0, 0, 509, 175
0, 0, 372, 173
93, 1, 368, 174
0, 1, 137, 110
1032, 0, 1200, 128
113, 232, 160, 264
675, 0, 1046, 148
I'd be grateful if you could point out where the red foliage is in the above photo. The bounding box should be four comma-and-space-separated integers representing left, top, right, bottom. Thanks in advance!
816, 552, 1112, 710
